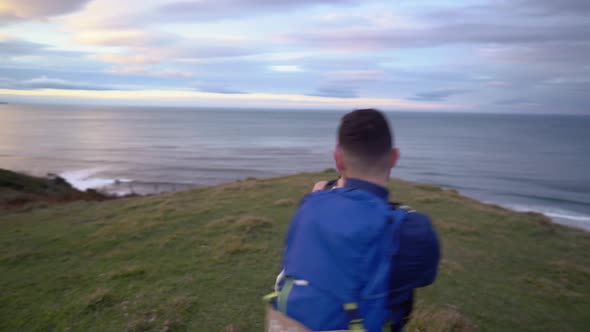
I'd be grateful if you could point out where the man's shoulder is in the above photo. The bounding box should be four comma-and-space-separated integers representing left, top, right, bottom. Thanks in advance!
393, 204, 432, 223
393, 205, 437, 239
299, 188, 382, 208
295, 189, 390, 228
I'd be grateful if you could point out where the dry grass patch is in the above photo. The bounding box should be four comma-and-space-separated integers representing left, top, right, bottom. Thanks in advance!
529, 213, 558, 233
273, 198, 296, 207
407, 305, 477, 332
207, 215, 272, 233
159, 233, 181, 247
415, 196, 445, 204
85, 288, 115, 310
520, 274, 582, 298
102, 248, 129, 259
440, 258, 465, 275
222, 324, 243, 332
214, 232, 269, 257
549, 259, 590, 276
0, 250, 44, 264
434, 219, 480, 236
122, 294, 194, 332
235, 216, 272, 232
446, 225, 480, 237
415, 183, 444, 192
107, 265, 146, 280
216, 235, 251, 256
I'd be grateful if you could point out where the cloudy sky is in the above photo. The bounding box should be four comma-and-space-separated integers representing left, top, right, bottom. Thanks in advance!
0, 0, 589, 112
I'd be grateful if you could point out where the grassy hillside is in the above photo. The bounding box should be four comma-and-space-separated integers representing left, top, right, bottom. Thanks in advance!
1, 170, 589, 331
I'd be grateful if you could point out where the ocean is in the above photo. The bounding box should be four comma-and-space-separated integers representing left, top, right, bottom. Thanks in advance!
1, 104, 589, 231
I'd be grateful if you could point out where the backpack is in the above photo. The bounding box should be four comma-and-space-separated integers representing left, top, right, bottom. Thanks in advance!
265, 187, 408, 332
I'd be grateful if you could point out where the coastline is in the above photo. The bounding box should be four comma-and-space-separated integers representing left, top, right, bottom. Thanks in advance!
57, 168, 590, 232
1, 169, 589, 331
3, 167, 589, 232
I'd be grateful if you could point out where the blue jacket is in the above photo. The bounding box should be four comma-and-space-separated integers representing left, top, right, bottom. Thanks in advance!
280, 178, 440, 331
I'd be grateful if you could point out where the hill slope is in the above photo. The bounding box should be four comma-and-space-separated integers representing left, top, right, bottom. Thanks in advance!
1, 170, 589, 331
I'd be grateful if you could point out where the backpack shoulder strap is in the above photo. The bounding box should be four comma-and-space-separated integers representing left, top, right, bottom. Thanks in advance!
388, 202, 417, 332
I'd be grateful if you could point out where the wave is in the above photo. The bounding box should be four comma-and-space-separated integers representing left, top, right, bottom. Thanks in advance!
502, 192, 590, 208
59, 168, 198, 196
506, 204, 590, 231
59, 169, 131, 191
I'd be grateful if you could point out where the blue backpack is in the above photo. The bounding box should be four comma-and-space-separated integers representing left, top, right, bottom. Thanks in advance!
268, 187, 408, 331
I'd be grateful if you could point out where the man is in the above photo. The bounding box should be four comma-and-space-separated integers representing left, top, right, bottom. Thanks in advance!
272, 109, 440, 331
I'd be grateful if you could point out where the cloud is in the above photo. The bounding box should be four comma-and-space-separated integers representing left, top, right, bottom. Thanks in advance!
0, 76, 18, 88
306, 69, 386, 99
481, 43, 590, 65
98, 53, 163, 65
516, 0, 590, 15
291, 23, 590, 50
193, 82, 244, 94
22, 76, 112, 90
410, 89, 469, 102
328, 70, 385, 82
270, 65, 303, 72
178, 43, 262, 60
0, 87, 456, 111
310, 85, 358, 98
2, 0, 589, 113
107, 66, 193, 78
80, 30, 264, 67
157, 70, 194, 79
0, 37, 83, 59
0, 0, 91, 21
0, 14, 20, 26
0, 76, 112, 91
419, 1, 590, 22
107, 66, 150, 75
73, 30, 162, 47
0, 38, 46, 56
156, 0, 358, 21
284, 0, 590, 66
494, 98, 534, 106
94, 41, 265, 69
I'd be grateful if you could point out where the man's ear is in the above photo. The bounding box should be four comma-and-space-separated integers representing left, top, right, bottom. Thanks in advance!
390, 148, 400, 169
334, 145, 345, 173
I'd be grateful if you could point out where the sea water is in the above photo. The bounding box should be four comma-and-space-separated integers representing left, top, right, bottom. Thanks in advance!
1, 104, 589, 230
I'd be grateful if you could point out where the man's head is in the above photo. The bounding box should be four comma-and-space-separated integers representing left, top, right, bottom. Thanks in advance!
335, 109, 399, 184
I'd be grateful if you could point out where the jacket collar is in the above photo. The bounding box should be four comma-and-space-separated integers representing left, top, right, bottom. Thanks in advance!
344, 177, 389, 200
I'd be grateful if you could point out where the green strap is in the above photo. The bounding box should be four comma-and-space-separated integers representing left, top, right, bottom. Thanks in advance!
343, 302, 358, 311
382, 320, 392, 332
277, 278, 294, 314
262, 292, 279, 303
343, 302, 366, 332
349, 320, 365, 331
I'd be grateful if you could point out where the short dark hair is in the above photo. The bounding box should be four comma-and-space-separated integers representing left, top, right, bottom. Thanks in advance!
338, 109, 393, 170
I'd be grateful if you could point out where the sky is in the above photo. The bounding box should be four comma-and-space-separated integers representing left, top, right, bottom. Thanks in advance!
0, 0, 589, 113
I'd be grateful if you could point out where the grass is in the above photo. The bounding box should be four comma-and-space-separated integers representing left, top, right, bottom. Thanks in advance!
0, 170, 589, 331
